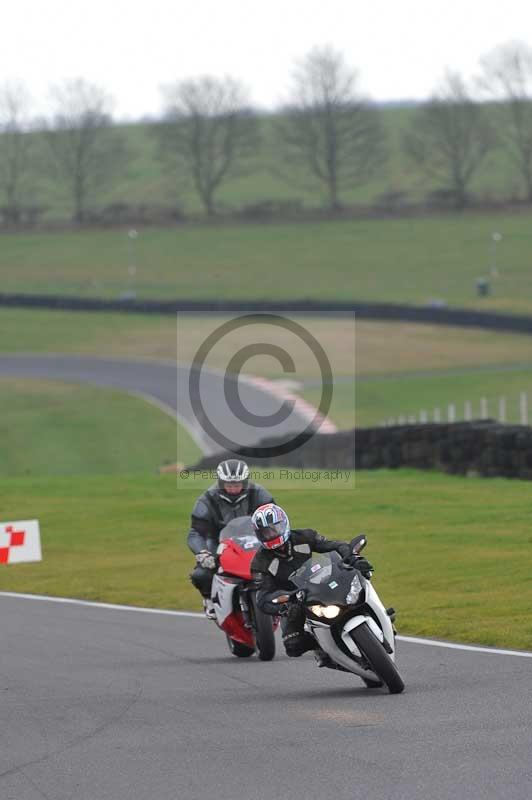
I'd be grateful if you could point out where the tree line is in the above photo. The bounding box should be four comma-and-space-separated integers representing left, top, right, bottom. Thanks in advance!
2, 41, 532, 223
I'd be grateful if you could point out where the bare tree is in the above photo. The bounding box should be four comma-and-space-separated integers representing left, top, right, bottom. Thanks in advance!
404, 73, 496, 209
0, 82, 33, 224
480, 41, 532, 201
157, 76, 258, 216
45, 79, 129, 222
276, 46, 385, 210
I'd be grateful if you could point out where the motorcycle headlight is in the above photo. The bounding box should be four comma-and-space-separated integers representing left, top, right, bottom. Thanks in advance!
346, 574, 363, 604
309, 604, 341, 619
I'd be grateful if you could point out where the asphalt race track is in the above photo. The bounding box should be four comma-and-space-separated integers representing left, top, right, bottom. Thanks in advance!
1, 594, 531, 800
0, 354, 316, 457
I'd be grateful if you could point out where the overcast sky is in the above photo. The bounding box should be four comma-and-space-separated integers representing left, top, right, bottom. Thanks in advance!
4, 0, 532, 119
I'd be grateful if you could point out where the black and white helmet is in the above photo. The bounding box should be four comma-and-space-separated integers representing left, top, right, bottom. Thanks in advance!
216, 459, 250, 501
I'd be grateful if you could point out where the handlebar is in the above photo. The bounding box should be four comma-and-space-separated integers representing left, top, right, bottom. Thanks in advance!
272, 589, 307, 604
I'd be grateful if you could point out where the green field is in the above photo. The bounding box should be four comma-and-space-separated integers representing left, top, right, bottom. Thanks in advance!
0, 378, 199, 475
1, 211, 532, 312
0, 306, 178, 359
1, 471, 531, 650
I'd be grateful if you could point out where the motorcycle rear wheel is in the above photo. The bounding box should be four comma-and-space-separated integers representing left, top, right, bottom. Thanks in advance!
350, 623, 405, 694
226, 635, 254, 658
249, 592, 276, 661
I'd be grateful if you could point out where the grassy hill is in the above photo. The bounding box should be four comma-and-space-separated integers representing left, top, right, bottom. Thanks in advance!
19, 108, 529, 219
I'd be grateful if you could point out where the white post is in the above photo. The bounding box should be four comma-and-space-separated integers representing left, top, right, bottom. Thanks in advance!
398, 415, 406, 425
464, 401, 472, 421
127, 228, 138, 297
408, 414, 417, 424
520, 392, 528, 425
498, 396, 506, 424
480, 397, 488, 419
419, 410, 428, 423
448, 404, 456, 422
433, 408, 441, 423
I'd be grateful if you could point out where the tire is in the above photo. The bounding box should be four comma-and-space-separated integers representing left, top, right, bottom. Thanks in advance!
249, 592, 276, 661
226, 635, 254, 658
350, 623, 405, 694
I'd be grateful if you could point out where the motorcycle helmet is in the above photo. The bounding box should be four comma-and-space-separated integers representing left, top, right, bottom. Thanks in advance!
252, 503, 290, 550
216, 459, 250, 503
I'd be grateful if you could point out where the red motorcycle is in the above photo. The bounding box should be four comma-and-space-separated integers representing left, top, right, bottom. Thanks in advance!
211, 517, 279, 660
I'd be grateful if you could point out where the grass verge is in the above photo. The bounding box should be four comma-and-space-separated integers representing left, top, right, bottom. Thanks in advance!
0, 378, 200, 475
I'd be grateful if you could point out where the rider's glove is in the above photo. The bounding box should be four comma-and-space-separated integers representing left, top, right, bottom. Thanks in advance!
344, 555, 374, 576
286, 601, 303, 623
196, 550, 216, 570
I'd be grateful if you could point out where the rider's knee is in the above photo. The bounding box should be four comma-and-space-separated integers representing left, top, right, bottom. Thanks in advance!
190, 565, 213, 597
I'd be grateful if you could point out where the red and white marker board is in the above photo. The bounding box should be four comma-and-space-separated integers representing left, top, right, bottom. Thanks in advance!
0, 520, 42, 565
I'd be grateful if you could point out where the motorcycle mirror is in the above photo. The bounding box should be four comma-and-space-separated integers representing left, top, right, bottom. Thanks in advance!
350, 534, 367, 554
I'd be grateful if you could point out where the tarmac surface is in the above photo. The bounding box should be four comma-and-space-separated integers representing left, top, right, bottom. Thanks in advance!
1, 593, 531, 800
0, 354, 316, 457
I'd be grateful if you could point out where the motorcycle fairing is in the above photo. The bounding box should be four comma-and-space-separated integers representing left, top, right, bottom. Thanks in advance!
211, 573, 254, 647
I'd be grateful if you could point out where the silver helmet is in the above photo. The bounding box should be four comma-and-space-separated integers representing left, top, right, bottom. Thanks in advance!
216, 459, 250, 502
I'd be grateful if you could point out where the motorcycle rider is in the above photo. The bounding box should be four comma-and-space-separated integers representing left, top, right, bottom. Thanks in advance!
250, 503, 373, 665
188, 459, 274, 618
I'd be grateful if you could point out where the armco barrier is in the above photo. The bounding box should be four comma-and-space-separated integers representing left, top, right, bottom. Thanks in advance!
3, 292, 532, 335
188, 421, 532, 481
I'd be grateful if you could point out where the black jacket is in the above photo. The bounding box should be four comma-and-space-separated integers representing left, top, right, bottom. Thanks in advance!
187, 482, 274, 555
251, 529, 351, 614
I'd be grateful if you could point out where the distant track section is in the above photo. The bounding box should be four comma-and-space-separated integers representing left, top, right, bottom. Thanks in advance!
0, 354, 324, 456
3, 292, 532, 335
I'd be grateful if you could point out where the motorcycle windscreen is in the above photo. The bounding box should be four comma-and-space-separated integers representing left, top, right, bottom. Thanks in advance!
219, 516, 257, 542
289, 552, 353, 605
220, 517, 260, 551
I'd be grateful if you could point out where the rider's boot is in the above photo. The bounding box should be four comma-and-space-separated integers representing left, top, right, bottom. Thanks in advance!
314, 648, 333, 668
203, 598, 217, 620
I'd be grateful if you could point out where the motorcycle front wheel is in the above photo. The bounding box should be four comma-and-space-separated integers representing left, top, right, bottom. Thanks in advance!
350, 623, 405, 694
248, 592, 276, 661
225, 635, 254, 658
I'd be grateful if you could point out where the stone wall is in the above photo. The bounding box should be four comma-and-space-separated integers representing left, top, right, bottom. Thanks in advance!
189, 421, 532, 481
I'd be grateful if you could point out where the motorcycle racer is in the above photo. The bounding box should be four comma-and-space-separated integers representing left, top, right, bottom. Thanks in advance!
250, 503, 373, 663
187, 460, 274, 617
